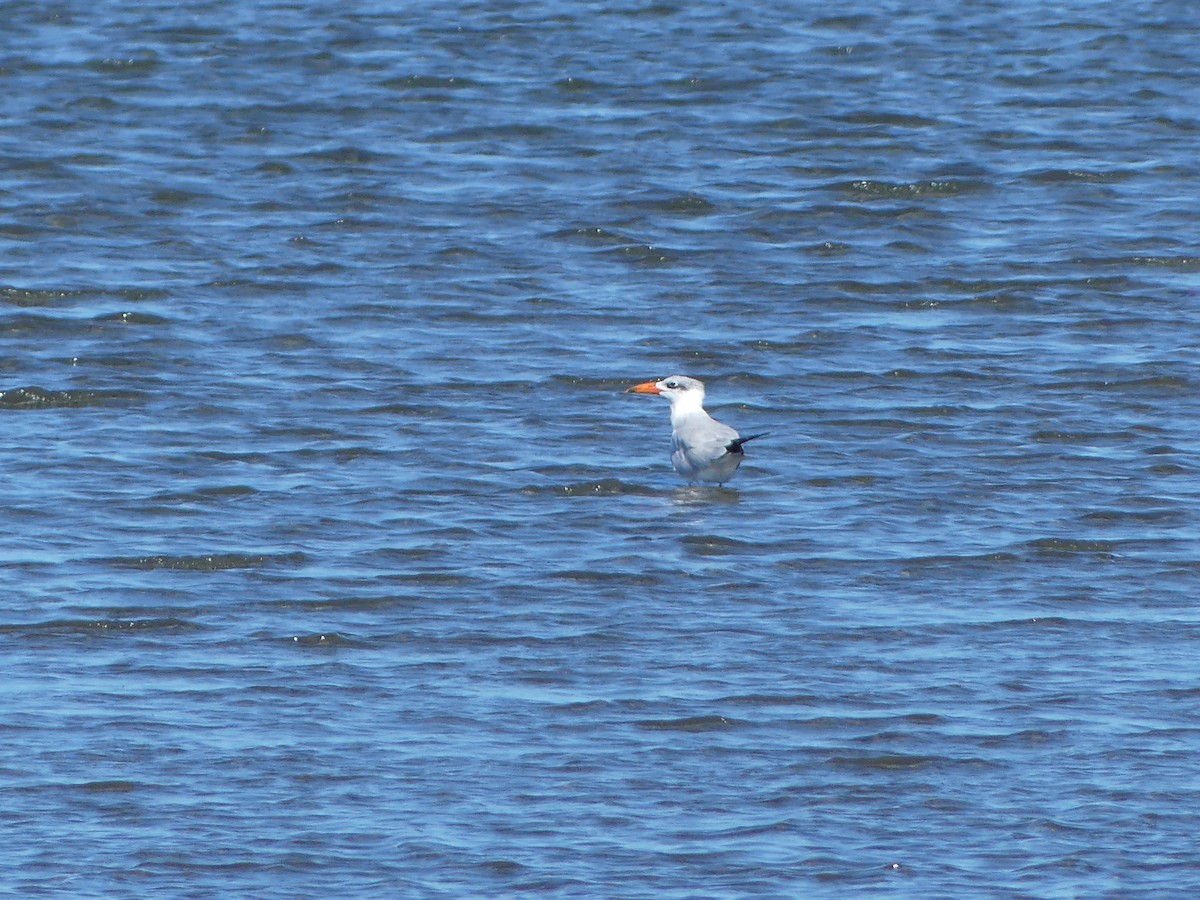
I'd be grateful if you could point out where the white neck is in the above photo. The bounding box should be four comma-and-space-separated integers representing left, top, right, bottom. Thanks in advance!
666, 390, 708, 426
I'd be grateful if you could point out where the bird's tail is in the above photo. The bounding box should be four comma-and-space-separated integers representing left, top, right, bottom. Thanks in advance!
725, 432, 769, 455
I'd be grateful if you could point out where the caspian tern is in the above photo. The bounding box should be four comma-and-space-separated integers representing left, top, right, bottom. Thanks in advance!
625, 375, 767, 485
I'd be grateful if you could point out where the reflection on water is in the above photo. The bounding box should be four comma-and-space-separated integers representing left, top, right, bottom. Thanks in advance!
671, 485, 743, 506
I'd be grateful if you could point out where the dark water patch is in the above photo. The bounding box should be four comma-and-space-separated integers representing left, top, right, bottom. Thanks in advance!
627, 193, 718, 216
1146, 463, 1191, 476
775, 201, 940, 227
1078, 508, 1189, 527
680, 534, 759, 556
479, 858, 527, 877
255, 160, 294, 176
0, 618, 198, 637
274, 410, 371, 439
329, 445, 392, 464
362, 402, 444, 418
554, 75, 610, 94
0, 223, 47, 240
1, 288, 76, 308
0, 286, 168, 307
741, 337, 836, 355
1077, 254, 1200, 271
659, 75, 768, 99
1030, 429, 1136, 445
890, 552, 1023, 569
62, 95, 120, 112
798, 713, 949, 731
1043, 374, 1191, 395
1022, 538, 1120, 558
812, 14, 876, 30
379, 571, 479, 588
984, 617, 1097, 634
1127, 255, 1200, 271
103, 552, 308, 571
281, 594, 421, 612
433, 245, 489, 262
141, 22, 226, 43
301, 145, 391, 166
57, 352, 183, 370
824, 416, 938, 434
551, 569, 667, 586
86, 53, 161, 76
257, 331, 325, 352
288, 632, 367, 648
978, 729, 1065, 749
149, 188, 209, 207
357, 546, 447, 565
381, 74, 480, 91
827, 753, 940, 771
835, 111, 941, 129
834, 178, 984, 199
886, 239, 929, 253
806, 240, 853, 255
599, 243, 685, 266
1027, 168, 1137, 184
424, 123, 567, 146
78, 780, 140, 794
200, 278, 314, 296
547, 225, 640, 246
437, 630, 620, 651
193, 449, 279, 464
635, 715, 743, 733
813, 275, 1069, 304
719, 693, 823, 708
1, 313, 97, 337
539, 479, 661, 497
147, 485, 260, 505
616, 2, 679, 18
92, 310, 171, 326
0, 386, 146, 409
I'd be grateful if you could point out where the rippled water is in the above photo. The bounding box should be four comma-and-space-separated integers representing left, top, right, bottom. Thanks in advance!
3, 0, 1200, 895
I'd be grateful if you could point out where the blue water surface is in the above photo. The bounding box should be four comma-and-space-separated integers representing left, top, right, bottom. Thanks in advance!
2, 0, 1200, 896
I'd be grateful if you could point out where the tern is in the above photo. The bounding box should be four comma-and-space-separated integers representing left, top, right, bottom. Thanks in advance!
625, 375, 767, 485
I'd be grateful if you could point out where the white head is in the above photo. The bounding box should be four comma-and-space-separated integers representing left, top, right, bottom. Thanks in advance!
625, 375, 707, 410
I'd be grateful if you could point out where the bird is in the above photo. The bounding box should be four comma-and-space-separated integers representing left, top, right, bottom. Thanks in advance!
625, 375, 767, 485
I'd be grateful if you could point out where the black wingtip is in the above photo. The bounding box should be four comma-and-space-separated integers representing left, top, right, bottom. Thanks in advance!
725, 431, 770, 454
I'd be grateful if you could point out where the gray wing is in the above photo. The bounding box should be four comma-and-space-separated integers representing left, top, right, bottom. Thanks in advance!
672, 417, 740, 463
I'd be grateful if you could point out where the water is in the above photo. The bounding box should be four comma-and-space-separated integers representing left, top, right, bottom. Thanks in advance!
3, 0, 1200, 895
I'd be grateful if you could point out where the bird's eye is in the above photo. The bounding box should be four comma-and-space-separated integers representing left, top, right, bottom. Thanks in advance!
665, 381, 678, 389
